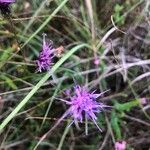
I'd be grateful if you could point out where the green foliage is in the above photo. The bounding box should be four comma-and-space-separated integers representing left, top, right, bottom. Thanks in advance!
113, 4, 125, 25
0, 74, 18, 90
111, 110, 122, 140
114, 99, 140, 112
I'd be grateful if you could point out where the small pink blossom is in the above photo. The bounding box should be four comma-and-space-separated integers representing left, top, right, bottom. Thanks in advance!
139, 97, 148, 105
94, 57, 100, 65
115, 141, 127, 150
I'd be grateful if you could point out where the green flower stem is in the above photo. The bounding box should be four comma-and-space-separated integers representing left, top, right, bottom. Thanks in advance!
57, 120, 71, 150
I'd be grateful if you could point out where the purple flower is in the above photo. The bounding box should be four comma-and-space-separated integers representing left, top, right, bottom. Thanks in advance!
94, 57, 100, 65
0, 0, 15, 15
36, 34, 55, 72
62, 85, 109, 132
139, 97, 148, 105
0, 0, 15, 3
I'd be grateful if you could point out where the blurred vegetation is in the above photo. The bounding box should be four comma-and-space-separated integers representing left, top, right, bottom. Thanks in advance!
0, 0, 149, 149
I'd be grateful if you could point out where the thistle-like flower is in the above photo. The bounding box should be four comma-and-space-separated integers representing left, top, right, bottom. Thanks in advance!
62, 85, 109, 132
0, 0, 15, 15
36, 34, 55, 72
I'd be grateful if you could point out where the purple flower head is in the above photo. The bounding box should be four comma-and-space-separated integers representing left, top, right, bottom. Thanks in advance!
0, 0, 15, 3
63, 85, 109, 132
36, 33, 55, 72
0, 0, 15, 15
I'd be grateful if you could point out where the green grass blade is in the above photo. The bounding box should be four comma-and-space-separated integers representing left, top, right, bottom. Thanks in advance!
57, 120, 71, 150
21, 0, 69, 48
23, 0, 48, 35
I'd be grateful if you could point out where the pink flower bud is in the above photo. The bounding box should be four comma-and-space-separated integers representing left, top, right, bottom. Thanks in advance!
94, 58, 100, 65
115, 141, 127, 150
